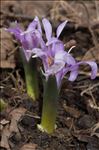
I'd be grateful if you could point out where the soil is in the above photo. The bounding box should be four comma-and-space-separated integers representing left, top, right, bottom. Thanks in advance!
0, 1, 99, 150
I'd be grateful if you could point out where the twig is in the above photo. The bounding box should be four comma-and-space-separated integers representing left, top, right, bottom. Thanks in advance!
73, 85, 89, 89
0, 70, 15, 83
81, 83, 99, 96
89, 90, 97, 108
79, 71, 99, 78
7, 46, 19, 57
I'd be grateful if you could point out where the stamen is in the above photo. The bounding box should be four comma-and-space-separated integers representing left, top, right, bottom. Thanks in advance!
68, 46, 76, 54
48, 57, 53, 66
32, 55, 37, 58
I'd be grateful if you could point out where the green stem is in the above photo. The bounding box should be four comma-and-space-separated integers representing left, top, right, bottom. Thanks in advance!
20, 49, 39, 101
0, 98, 7, 111
38, 76, 59, 134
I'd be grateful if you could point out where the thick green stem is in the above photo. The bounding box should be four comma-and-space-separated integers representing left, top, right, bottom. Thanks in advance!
20, 49, 39, 101
0, 98, 7, 111
38, 76, 59, 134
24, 59, 39, 100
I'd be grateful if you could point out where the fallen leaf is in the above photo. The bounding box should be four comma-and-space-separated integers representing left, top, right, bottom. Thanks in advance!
0, 119, 10, 126
20, 143, 37, 150
0, 28, 16, 68
9, 107, 26, 132
9, 107, 26, 122
0, 124, 11, 150
0, 108, 27, 149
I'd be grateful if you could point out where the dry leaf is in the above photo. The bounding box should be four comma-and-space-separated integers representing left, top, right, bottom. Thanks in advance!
9, 108, 26, 132
9, 107, 26, 121
20, 143, 37, 150
0, 28, 16, 68
0, 119, 10, 126
0, 108, 26, 149
0, 125, 11, 150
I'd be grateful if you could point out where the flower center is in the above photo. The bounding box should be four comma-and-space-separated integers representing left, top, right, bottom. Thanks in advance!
48, 56, 53, 66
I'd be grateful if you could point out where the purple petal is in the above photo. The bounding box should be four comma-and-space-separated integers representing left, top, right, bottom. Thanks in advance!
34, 16, 42, 34
46, 37, 64, 56
56, 71, 63, 88
56, 68, 68, 88
20, 29, 42, 50
27, 20, 37, 31
6, 25, 22, 40
21, 32, 34, 49
46, 62, 65, 75
52, 41, 64, 54
64, 53, 76, 65
42, 18, 52, 41
22, 47, 32, 62
46, 37, 58, 46
78, 61, 98, 79
31, 48, 46, 58
54, 50, 66, 63
68, 69, 78, 81
40, 38, 46, 49
56, 20, 68, 38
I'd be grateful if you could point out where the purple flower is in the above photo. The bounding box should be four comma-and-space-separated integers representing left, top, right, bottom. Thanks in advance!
42, 18, 67, 56
31, 44, 97, 88
26, 18, 97, 88
6, 16, 42, 61
42, 18, 67, 45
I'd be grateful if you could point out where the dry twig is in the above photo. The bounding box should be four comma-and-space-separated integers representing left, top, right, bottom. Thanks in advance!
81, 83, 99, 96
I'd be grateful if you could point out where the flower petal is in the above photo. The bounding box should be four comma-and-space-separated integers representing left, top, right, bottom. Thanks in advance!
46, 37, 58, 46
69, 69, 78, 81
42, 18, 52, 41
46, 62, 65, 75
78, 61, 98, 79
22, 47, 32, 61
56, 68, 68, 88
31, 48, 46, 58
6, 24, 22, 40
21, 32, 34, 49
27, 20, 37, 31
56, 20, 68, 38
56, 71, 63, 88
40, 38, 46, 49
34, 16, 42, 34
46, 37, 64, 56
54, 50, 66, 63
64, 53, 76, 65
